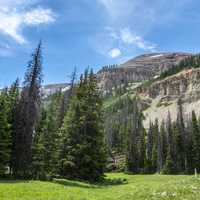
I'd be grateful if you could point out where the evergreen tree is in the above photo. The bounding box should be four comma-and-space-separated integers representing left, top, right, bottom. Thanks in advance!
58, 67, 77, 127
13, 42, 43, 178
176, 98, 186, 172
138, 127, 146, 171
145, 121, 153, 173
60, 69, 106, 182
191, 110, 200, 172
185, 120, 194, 173
32, 91, 63, 179
43, 92, 63, 176
172, 122, 179, 171
31, 109, 46, 179
0, 93, 11, 176
7, 79, 20, 174
151, 119, 159, 172
157, 127, 163, 173
160, 120, 167, 168
163, 146, 176, 174
163, 112, 176, 174
126, 98, 144, 173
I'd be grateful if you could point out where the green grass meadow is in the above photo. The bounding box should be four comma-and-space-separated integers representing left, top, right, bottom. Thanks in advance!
0, 173, 200, 200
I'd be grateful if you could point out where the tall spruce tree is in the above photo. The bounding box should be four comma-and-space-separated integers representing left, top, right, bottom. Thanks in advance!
191, 110, 200, 172
126, 98, 144, 173
13, 42, 43, 178
0, 92, 11, 176
172, 122, 179, 171
31, 109, 47, 179
37, 92, 63, 177
157, 126, 163, 173
163, 112, 176, 174
58, 68, 77, 127
145, 121, 153, 173
163, 146, 176, 174
176, 98, 186, 172
160, 120, 167, 169
7, 79, 20, 174
151, 119, 159, 172
60, 69, 106, 182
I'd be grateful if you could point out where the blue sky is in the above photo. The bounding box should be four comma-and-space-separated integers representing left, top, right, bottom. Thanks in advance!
1, 0, 200, 86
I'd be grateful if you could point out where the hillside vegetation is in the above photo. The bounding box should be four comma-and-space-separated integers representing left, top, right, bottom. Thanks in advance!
1, 45, 200, 200
0, 173, 200, 200
137, 54, 200, 91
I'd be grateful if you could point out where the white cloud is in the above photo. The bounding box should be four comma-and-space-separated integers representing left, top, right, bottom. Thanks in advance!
108, 48, 121, 58
120, 28, 156, 51
96, 0, 193, 59
91, 26, 156, 61
95, 0, 158, 59
0, 13, 25, 44
0, 1, 56, 44
24, 8, 55, 26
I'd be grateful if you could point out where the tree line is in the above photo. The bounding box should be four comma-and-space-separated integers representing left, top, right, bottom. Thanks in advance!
105, 95, 200, 174
1, 42, 200, 182
144, 101, 200, 174
0, 42, 106, 182
160, 54, 200, 79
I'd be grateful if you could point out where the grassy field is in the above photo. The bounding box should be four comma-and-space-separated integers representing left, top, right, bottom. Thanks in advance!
0, 173, 200, 200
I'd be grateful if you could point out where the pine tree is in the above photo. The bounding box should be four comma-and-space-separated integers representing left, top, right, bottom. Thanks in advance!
58, 68, 77, 127
13, 42, 43, 178
32, 91, 63, 179
43, 92, 63, 176
157, 128, 163, 173
145, 121, 153, 173
152, 119, 159, 172
7, 79, 20, 174
160, 120, 167, 169
0, 93, 11, 176
172, 122, 179, 171
191, 111, 200, 172
60, 69, 106, 182
138, 127, 146, 171
163, 146, 176, 174
176, 98, 186, 172
163, 112, 176, 174
31, 109, 47, 180
184, 116, 193, 173
126, 98, 144, 173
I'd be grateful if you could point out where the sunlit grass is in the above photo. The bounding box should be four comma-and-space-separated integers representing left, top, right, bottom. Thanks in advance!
0, 173, 200, 200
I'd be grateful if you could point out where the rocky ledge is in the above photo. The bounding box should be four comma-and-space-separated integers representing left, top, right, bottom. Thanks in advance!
97, 52, 191, 95
138, 68, 200, 128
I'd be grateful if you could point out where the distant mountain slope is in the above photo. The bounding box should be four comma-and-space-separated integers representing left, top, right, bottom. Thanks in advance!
120, 52, 190, 72
97, 52, 191, 95
137, 68, 200, 128
0, 83, 69, 98
44, 53, 191, 99
42, 83, 69, 98
40, 52, 200, 128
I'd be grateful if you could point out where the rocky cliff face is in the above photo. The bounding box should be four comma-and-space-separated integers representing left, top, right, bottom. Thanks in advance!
97, 53, 191, 95
40, 52, 199, 127
41, 83, 69, 99
137, 68, 200, 128
41, 52, 191, 97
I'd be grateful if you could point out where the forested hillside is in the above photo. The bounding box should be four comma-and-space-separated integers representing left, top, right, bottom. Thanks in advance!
0, 43, 106, 182
1, 43, 200, 184
103, 54, 200, 174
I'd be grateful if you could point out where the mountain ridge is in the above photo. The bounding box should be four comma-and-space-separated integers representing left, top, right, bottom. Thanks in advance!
41, 52, 192, 97
97, 52, 191, 95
